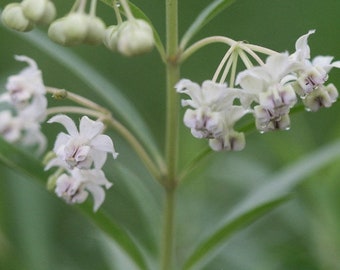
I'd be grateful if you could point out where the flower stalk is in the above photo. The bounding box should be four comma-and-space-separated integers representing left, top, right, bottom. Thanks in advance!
161, 0, 180, 269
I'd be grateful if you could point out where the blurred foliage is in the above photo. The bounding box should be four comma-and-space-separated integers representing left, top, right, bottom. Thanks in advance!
1, 0, 340, 269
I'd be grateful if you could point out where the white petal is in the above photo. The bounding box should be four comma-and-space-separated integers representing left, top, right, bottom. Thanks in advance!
91, 134, 117, 157
91, 149, 107, 169
86, 184, 105, 212
45, 157, 66, 170
293, 30, 315, 60
48, 114, 78, 136
79, 116, 104, 140
53, 132, 71, 153
14, 55, 38, 70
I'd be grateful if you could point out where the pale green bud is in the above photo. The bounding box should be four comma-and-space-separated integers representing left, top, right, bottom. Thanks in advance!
21, 0, 55, 24
1, 3, 34, 32
48, 13, 88, 46
83, 16, 106, 45
117, 19, 154, 56
36, 1, 56, 25
103, 24, 121, 51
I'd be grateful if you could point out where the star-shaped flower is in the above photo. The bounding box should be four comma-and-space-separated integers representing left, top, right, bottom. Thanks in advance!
55, 168, 112, 212
46, 114, 118, 170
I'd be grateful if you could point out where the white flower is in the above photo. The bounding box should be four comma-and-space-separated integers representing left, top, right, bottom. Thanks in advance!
176, 79, 244, 138
290, 30, 340, 96
236, 53, 298, 132
46, 114, 118, 170
176, 79, 249, 151
0, 111, 23, 143
55, 168, 112, 212
1, 55, 47, 114
0, 110, 46, 152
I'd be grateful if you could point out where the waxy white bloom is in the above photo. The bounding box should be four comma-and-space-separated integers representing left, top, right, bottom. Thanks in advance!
0, 111, 23, 143
291, 30, 340, 97
1, 55, 47, 122
176, 79, 248, 151
1, 56, 46, 108
46, 114, 118, 170
0, 110, 46, 152
0, 55, 47, 152
237, 53, 298, 132
55, 168, 112, 212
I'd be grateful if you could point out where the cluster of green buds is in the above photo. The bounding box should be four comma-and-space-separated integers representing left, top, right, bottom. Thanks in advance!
48, 13, 105, 46
1, 0, 155, 56
1, 0, 56, 31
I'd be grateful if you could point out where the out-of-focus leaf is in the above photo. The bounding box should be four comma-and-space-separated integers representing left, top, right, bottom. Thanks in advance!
101, 0, 166, 60
183, 138, 340, 270
0, 137, 149, 270
180, 0, 235, 49
0, 25, 163, 174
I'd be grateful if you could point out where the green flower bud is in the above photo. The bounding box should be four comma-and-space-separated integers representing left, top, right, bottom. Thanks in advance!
48, 13, 88, 46
117, 19, 154, 56
103, 24, 121, 51
83, 16, 106, 45
21, 0, 55, 24
1, 3, 34, 32
36, 1, 56, 25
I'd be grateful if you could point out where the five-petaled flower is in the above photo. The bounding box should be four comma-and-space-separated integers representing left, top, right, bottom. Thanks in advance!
0, 55, 47, 152
176, 79, 249, 151
55, 167, 112, 212
46, 114, 118, 170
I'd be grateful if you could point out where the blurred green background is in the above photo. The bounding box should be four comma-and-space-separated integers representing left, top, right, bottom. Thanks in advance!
1, 0, 340, 269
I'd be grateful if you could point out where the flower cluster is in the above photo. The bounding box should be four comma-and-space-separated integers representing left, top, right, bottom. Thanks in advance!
48, 7, 106, 46
1, 0, 56, 32
45, 114, 118, 211
177, 30, 340, 151
0, 55, 47, 153
0, 55, 118, 211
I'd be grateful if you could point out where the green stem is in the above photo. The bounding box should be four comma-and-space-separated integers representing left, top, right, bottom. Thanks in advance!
161, 0, 180, 269
161, 188, 176, 270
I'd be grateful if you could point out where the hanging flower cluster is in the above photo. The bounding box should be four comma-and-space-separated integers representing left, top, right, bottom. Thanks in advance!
0, 55, 47, 153
177, 30, 340, 151
45, 114, 118, 212
0, 55, 118, 211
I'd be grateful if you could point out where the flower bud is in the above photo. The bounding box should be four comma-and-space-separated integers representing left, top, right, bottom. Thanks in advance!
36, 1, 56, 25
1, 3, 34, 32
48, 13, 88, 46
103, 24, 121, 51
117, 19, 154, 56
21, 0, 56, 24
83, 16, 106, 45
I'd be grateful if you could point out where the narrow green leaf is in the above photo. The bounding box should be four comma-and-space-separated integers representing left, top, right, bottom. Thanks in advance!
180, 0, 235, 49
0, 25, 163, 173
0, 137, 149, 270
101, 0, 166, 60
183, 139, 340, 270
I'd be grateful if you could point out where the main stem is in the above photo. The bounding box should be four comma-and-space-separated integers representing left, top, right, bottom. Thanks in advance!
161, 0, 179, 269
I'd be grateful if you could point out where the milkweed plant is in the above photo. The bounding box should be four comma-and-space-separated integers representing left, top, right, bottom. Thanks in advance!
1, 0, 340, 269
